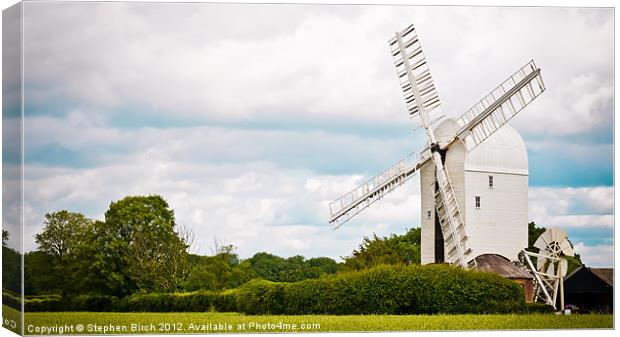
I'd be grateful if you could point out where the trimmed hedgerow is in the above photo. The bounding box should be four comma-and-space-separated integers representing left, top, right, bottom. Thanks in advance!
70, 295, 119, 312
214, 289, 239, 312
525, 302, 555, 313
236, 280, 287, 315
237, 264, 526, 315
13, 265, 527, 315
24, 297, 64, 312
127, 290, 239, 313
25, 294, 62, 300
2, 291, 22, 310
4, 292, 66, 312
13, 290, 238, 313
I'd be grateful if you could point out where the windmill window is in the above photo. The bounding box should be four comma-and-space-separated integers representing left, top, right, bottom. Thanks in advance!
427, 210, 432, 219
488, 175, 494, 188
475, 196, 481, 209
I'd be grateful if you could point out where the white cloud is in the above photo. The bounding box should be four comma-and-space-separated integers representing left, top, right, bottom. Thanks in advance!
546, 215, 613, 229
21, 4, 613, 136
573, 243, 614, 268
513, 72, 613, 136
529, 186, 614, 229
22, 112, 417, 177
529, 186, 614, 218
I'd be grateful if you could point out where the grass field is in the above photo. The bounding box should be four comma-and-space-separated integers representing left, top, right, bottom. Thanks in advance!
2, 304, 21, 334
2, 305, 613, 334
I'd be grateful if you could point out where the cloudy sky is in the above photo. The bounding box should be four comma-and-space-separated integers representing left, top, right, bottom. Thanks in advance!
6, 2, 613, 266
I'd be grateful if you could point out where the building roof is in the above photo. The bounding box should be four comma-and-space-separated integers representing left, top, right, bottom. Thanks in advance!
590, 268, 613, 287
566, 265, 613, 287
432, 118, 528, 175
473, 253, 533, 279
465, 123, 528, 175
564, 265, 613, 294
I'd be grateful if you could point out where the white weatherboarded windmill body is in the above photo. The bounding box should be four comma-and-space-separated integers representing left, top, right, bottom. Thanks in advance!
328, 24, 546, 269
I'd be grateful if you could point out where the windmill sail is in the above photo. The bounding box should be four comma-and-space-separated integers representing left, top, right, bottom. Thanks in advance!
391, 24, 471, 269
328, 152, 430, 228
389, 25, 442, 120
453, 60, 545, 152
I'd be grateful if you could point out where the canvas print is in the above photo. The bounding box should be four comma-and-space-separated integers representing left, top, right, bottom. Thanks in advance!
1, 1, 614, 335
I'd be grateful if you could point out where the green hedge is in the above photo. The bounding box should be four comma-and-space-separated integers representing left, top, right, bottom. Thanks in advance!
2, 291, 22, 310
9, 264, 531, 315
236, 280, 287, 315
214, 289, 238, 312
70, 295, 121, 312
3, 292, 65, 311
25, 294, 62, 300
24, 297, 64, 312
525, 302, 555, 313
127, 290, 238, 312
237, 264, 526, 315
9, 290, 237, 313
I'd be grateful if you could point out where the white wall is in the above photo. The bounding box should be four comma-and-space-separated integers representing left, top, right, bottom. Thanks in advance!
420, 161, 436, 264
464, 170, 528, 261
444, 141, 470, 263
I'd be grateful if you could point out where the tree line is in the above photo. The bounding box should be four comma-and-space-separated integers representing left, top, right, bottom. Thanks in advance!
3, 194, 422, 300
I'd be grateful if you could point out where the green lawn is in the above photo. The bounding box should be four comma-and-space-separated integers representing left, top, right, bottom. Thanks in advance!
2, 305, 612, 334
2, 304, 21, 334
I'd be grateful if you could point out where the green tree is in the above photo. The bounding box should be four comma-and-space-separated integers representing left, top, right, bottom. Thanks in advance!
34, 211, 92, 298
343, 227, 421, 271
92, 195, 189, 296
246, 252, 340, 282
228, 261, 258, 287
527, 221, 546, 249
307, 257, 340, 274
64, 220, 113, 295
183, 247, 257, 291
24, 251, 57, 295
2, 230, 21, 294
183, 264, 218, 291
247, 252, 288, 281
2, 230, 9, 246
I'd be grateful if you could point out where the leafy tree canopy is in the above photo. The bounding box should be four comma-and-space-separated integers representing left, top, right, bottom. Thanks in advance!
33, 210, 92, 297
247, 252, 341, 282
92, 195, 189, 295
343, 227, 421, 271
2, 230, 9, 247
2, 230, 21, 294
35, 211, 92, 261
184, 249, 257, 292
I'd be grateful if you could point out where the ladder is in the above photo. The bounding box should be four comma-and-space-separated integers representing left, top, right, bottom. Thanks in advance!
433, 166, 473, 268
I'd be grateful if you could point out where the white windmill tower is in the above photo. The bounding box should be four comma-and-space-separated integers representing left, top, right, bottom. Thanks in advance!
328, 24, 546, 268
521, 228, 575, 310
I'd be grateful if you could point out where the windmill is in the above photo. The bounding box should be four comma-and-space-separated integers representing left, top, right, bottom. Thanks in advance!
521, 228, 575, 310
328, 23, 546, 268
